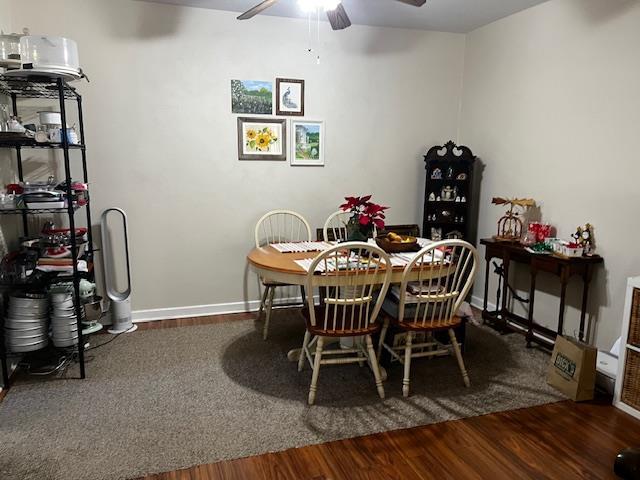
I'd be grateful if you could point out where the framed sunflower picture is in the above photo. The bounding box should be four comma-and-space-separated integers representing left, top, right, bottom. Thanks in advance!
237, 117, 287, 161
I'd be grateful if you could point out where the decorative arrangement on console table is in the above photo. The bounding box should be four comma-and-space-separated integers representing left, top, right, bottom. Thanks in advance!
481, 197, 603, 348
423, 141, 477, 242
339, 195, 388, 242
0, 36, 99, 391
492, 198, 599, 259
491, 197, 536, 242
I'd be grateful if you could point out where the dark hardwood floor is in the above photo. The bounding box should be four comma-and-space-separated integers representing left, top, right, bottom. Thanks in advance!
135, 312, 255, 331
137, 399, 640, 480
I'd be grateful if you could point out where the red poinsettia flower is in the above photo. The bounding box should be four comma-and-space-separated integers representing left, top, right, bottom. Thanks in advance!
340, 195, 388, 230
339, 196, 359, 211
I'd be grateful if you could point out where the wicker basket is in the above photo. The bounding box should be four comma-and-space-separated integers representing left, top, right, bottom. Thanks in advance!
629, 289, 640, 347
622, 348, 640, 411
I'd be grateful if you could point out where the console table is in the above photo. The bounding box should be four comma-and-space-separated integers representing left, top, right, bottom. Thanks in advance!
480, 238, 603, 347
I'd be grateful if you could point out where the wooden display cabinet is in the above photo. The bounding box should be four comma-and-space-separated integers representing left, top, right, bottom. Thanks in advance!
423, 141, 477, 243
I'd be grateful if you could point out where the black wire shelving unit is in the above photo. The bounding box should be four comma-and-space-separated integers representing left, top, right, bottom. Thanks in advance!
0, 75, 94, 389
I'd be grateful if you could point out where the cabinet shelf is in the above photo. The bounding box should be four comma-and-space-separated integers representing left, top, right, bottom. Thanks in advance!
0, 140, 85, 150
427, 178, 469, 183
424, 220, 466, 226
426, 201, 470, 206
0, 75, 79, 99
0, 265, 94, 290
0, 205, 83, 215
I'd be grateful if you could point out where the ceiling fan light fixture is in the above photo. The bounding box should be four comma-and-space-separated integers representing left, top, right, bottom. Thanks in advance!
298, 0, 341, 13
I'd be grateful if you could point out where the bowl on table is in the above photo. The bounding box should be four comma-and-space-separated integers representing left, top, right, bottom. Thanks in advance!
375, 232, 420, 253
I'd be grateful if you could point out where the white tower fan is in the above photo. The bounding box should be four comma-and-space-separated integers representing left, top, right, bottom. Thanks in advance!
101, 207, 137, 334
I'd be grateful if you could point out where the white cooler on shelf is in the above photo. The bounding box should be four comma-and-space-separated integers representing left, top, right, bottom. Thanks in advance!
596, 349, 618, 395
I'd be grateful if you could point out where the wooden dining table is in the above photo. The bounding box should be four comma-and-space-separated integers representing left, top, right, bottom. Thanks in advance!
247, 244, 443, 286
246, 243, 449, 376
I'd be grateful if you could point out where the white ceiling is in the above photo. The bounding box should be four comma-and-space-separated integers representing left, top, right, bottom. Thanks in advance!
141, 0, 550, 33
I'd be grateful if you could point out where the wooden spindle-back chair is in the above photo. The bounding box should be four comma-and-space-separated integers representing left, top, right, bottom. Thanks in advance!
322, 210, 352, 242
378, 239, 478, 397
298, 242, 392, 405
254, 210, 312, 340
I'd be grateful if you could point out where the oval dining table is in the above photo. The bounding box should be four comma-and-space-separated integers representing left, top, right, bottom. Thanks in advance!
246, 243, 445, 379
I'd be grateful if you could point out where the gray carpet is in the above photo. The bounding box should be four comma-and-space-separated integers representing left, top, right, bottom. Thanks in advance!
0, 310, 563, 480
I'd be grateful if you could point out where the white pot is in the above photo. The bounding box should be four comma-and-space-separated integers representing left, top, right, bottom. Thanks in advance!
38, 111, 62, 126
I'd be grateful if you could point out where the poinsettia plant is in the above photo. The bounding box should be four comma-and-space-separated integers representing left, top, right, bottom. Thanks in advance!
340, 195, 389, 230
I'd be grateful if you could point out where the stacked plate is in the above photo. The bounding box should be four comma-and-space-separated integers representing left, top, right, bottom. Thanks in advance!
50, 292, 83, 348
5, 294, 49, 353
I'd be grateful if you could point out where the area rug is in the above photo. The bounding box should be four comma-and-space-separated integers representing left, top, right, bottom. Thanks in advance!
0, 309, 563, 480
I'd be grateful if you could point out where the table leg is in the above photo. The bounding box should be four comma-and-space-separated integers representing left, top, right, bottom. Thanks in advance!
579, 268, 593, 343
500, 254, 510, 332
558, 267, 569, 337
527, 268, 537, 348
300, 285, 307, 307
483, 257, 490, 311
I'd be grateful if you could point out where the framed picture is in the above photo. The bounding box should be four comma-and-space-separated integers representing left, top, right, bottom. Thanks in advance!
231, 80, 273, 114
276, 78, 305, 116
237, 117, 286, 161
291, 120, 324, 166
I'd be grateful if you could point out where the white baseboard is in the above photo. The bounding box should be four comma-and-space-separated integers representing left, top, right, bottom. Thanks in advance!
132, 296, 303, 323
470, 294, 495, 312
132, 295, 493, 324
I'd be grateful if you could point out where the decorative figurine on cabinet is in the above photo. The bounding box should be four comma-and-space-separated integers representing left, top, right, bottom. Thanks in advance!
428, 192, 436, 202
491, 197, 536, 242
572, 223, 595, 255
431, 168, 442, 180
441, 185, 456, 201
431, 227, 442, 241
446, 166, 454, 179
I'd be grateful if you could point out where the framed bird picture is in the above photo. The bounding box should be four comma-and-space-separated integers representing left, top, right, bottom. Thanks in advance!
276, 78, 305, 116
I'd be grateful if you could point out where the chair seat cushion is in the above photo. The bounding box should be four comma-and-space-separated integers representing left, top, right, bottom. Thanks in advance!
381, 296, 462, 331
302, 306, 381, 337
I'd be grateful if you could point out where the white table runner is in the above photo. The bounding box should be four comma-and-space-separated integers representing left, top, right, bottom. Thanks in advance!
270, 241, 334, 253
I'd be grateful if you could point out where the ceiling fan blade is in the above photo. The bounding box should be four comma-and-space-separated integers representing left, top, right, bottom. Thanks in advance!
326, 3, 352, 30
394, 0, 427, 6
237, 0, 280, 20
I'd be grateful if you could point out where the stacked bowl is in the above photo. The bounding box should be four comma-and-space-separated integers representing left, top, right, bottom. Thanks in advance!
50, 292, 83, 348
5, 294, 49, 353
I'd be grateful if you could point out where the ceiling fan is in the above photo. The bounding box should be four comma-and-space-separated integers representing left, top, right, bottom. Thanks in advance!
237, 0, 427, 31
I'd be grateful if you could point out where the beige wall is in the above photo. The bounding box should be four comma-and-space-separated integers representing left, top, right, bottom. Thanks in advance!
459, 0, 640, 349
7, 0, 466, 314
6, 0, 637, 348
0, 0, 10, 33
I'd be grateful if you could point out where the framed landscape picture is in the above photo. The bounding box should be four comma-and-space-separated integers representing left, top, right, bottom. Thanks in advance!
237, 117, 286, 161
231, 80, 273, 114
291, 120, 324, 166
276, 78, 305, 116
